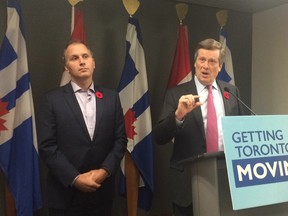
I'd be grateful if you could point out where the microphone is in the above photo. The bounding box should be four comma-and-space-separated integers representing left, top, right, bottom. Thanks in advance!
224, 87, 257, 115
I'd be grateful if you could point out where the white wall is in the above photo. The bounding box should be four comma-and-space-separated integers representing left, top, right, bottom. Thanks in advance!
252, 4, 288, 114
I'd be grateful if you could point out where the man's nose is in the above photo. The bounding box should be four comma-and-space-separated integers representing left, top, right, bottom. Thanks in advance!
202, 60, 209, 68
79, 57, 85, 64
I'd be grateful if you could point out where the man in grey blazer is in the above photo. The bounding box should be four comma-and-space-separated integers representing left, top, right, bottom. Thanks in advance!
154, 38, 245, 216
37, 40, 127, 216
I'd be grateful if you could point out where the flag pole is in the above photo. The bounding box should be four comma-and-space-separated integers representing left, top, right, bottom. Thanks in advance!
121, 2, 141, 215
124, 151, 140, 216
4, 179, 16, 216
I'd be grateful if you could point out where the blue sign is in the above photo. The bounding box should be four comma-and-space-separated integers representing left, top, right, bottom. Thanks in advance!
222, 115, 288, 210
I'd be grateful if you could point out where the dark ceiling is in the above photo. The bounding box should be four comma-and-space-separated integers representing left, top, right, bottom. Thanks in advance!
174, 0, 288, 13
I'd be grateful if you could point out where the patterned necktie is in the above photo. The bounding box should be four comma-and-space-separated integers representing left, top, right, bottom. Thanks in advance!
206, 85, 218, 152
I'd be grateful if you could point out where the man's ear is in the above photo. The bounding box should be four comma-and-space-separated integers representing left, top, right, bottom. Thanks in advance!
219, 63, 223, 72
93, 58, 96, 69
64, 65, 69, 72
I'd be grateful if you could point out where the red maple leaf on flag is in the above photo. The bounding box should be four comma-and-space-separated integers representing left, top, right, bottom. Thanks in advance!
124, 108, 137, 139
0, 99, 9, 131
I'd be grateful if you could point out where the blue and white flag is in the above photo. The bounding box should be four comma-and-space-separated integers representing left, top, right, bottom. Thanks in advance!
117, 17, 154, 210
217, 26, 235, 84
0, 1, 43, 215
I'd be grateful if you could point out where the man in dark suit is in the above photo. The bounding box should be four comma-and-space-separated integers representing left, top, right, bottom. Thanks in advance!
154, 38, 245, 216
37, 40, 127, 216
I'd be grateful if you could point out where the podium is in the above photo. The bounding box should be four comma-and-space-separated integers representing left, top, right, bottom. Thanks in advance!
179, 151, 288, 216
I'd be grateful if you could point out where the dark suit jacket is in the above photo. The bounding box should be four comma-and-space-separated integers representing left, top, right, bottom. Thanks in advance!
154, 79, 245, 164
153, 79, 244, 206
37, 83, 127, 209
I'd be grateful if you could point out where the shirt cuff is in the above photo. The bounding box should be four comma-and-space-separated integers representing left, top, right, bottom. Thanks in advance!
71, 174, 80, 186
176, 117, 184, 127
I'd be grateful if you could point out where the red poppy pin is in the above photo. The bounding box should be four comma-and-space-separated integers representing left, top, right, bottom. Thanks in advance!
224, 91, 230, 100
95, 91, 103, 99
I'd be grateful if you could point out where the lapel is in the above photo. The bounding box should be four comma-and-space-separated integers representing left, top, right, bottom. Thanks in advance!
62, 83, 91, 139
93, 85, 104, 140
217, 80, 232, 116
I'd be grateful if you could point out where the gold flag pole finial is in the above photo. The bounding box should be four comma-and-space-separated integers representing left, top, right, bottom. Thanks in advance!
176, 3, 188, 25
67, 0, 83, 6
122, 0, 140, 16
216, 9, 228, 27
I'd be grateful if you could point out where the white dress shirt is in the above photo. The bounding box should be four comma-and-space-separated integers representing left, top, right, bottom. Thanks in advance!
71, 81, 96, 140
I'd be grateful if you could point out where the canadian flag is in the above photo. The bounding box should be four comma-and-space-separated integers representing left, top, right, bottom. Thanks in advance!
167, 24, 192, 88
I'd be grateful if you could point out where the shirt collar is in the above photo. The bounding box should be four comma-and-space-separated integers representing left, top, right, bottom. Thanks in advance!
71, 81, 95, 93
194, 75, 218, 92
